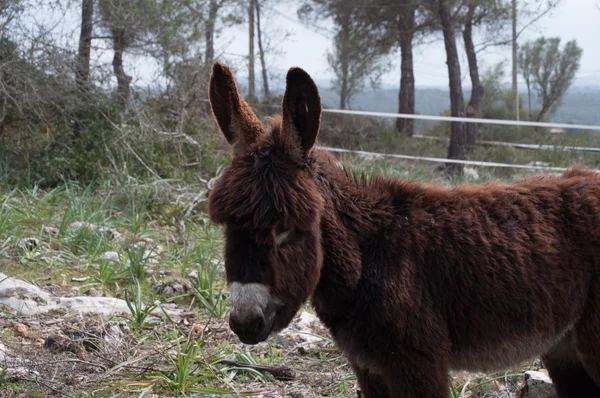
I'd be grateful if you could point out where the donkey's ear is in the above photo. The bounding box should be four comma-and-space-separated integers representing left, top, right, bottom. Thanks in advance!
208, 62, 264, 156
281, 67, 322, 161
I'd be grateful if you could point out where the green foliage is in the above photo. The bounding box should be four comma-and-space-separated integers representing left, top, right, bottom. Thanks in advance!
124, 243, 151, 280
298, 0, 390, 109
125, 279, 161, 327
219, 352, 273, 382
96, 258, 127, 291
153, 336, 231, 395
188, 259, 229, 318
518, 36, 583, 122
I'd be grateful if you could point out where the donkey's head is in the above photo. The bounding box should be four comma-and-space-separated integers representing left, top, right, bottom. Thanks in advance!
207, 62, 325, 345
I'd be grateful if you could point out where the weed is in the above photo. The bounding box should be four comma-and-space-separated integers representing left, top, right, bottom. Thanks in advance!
95, 258, 126, 292
124, 244, 152, 280
124, 279, 161, 328
187, 260, 229, 318
153, 336, 231, 395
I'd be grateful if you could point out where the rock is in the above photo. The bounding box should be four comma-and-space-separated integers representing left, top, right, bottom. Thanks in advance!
100, 251, 120, 262
187, 270, 199, 284
158, 270, 172, 278
527, 161, 551, 168
153, 280, 186, 296
86, 287, 101, 297
518, 370, 556, 398
14, 323, 28, 338
97, 227, 124, 242
18, 237, 39, 251
463, 167, 480, 180
280, 310, 328, 346
0, 272, 182, 318
3, 367, 40, 377
289, 392, 316, 398
358, 152, 384, 161
67, 221, 96, 232
0, 342, 8, 361
42, 225, 59, 235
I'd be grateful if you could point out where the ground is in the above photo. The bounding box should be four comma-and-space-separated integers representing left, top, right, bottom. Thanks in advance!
0, 155, 557, 397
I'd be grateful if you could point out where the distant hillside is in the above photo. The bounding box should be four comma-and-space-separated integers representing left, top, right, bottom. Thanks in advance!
234, 76, 600, 128
319, 86, 600, 127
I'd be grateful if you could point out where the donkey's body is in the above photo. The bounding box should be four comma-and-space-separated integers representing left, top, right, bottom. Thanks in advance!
311, 155, 600, 396
206, 62, 600, 397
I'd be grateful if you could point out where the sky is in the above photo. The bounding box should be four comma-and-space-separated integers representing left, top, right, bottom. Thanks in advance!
216, 0, 600, 89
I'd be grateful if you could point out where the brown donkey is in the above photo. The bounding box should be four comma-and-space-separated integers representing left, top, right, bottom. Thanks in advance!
206, 62, 600, 398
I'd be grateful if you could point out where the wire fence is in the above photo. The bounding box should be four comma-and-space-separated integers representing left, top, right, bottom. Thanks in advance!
203, 98, 600, 172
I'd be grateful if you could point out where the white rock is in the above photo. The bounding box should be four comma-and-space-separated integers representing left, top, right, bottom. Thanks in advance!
42, 225, 59, 235
98, 227, 124, 242
0, 342, 8, 362
519, 370, 556, 398
527, 161, 551, 168
280, 310, 324, 345
67, 221, 96, 232
100, 251, 120, 262
3, 367, 40, 377
463, 167, 480, 180
0, 272, 182, 319
18, 238, 39, 250
188, 270, 199, 283
358, 152, 384, 161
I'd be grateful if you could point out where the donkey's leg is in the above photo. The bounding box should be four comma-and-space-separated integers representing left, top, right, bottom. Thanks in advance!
542, 332, 600, 398
351, 363, 391, 398
573, 287, 600, 391
381, 355, 450, 398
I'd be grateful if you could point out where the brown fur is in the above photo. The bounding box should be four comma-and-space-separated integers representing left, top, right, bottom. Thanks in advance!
207, 62, 600, 398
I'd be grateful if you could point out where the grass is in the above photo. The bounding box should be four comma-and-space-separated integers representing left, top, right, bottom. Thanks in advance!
0, 153, 572, 397
152, 335, 231, 395
0, 176, 358, 396
351, 123, 600, 174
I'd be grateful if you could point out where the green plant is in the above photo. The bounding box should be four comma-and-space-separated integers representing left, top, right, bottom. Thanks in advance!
219, 352, 272, 383
96, 258, 126, 292
187, 260, 228, 318
124, 244, 152, 280
124, 279, 161, 327
153, 336, 231, 395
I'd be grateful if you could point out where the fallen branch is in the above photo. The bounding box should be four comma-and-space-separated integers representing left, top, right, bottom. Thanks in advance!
218, 360, 295, 381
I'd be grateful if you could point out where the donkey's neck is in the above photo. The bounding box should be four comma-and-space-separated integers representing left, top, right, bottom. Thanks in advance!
311, 153, 395, 319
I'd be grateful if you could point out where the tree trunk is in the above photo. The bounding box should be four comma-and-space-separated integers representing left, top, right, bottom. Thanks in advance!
255, 0, 270, 101
75, 0, 93, 89
338, 10, 351, 109
247, 0, 257, 103
526, 80, 532, 121
204, 0, 219, 68
438, 0, 467, 174
462, 2, 482, 155
112, 29, 131, 108
512, 0, 519, 120
396, 5, 415, 136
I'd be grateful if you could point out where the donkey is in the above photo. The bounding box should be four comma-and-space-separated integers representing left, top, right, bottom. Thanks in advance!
206, 62, 600, 398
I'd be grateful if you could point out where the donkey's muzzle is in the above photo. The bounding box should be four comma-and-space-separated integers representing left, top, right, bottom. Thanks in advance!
229, 313, 273, 345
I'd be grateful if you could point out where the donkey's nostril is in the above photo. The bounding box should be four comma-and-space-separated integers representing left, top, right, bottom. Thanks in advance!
229, 313, 268, 345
